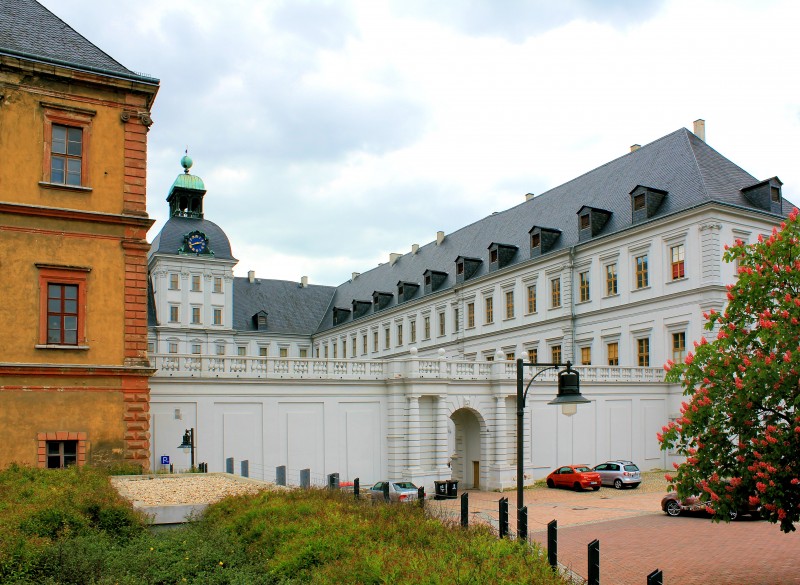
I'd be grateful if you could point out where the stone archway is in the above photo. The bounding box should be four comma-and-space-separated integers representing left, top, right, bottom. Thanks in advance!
450, 408, 486, 489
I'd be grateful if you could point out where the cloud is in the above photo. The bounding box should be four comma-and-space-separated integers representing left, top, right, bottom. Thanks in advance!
392, 0, 667, 42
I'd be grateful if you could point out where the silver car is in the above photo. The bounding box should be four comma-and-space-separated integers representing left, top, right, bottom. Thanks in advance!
593, 460, 641, 489
369, 480, 419, 503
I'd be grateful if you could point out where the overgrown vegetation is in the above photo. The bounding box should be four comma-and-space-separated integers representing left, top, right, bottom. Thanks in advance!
0, 465, 567, 584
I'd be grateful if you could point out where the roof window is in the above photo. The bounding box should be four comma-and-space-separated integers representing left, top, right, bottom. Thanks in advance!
629, 185, 667, 223
488, 242, 518, 272
741, 177, 783, 214
528, 226, 562, 258
577, 206, 612, 242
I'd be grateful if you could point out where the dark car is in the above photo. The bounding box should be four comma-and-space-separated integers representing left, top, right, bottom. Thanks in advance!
661, 492, 761, 520
593, 460, 641, 489
546, 465, 602, 491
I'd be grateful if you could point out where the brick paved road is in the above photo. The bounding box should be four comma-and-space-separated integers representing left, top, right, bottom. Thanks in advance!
431, 474, 800, 584
530, 513, 800, 585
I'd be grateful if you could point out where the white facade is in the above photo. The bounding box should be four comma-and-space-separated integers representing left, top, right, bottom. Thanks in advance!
147, 129, 785, 492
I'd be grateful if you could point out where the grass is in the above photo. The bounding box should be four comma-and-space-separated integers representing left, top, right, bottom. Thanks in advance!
0, 465, 569, 584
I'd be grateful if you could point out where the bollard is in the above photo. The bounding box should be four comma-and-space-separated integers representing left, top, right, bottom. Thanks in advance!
226, 457, 234, 474
518, 506, 528, 542
327, 472, 339, 490
460, 492, 469, 527
418, 485, 425, 508
169, 463, 173, 474
499, 497, 509, 538
647, 569, 663, 585
382, 481, 390, 502
547, 520, 558, 570
588, 539, 599, 585
354, 477, 360, 499
300, 468, 311, 488
241, 460, 249, 478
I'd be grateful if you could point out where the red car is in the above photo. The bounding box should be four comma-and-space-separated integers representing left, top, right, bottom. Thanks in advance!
546, 465, 602, 491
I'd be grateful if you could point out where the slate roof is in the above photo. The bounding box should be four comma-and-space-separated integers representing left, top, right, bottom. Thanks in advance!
0, 0, 158, 83
315, 127, 786, 333
149, 216, 237, 262
233, 278, 336, 335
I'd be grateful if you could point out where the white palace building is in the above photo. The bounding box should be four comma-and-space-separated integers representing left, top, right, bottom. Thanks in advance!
147, 121, 788, 492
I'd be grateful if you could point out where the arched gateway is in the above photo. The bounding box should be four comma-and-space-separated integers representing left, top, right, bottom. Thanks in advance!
449, 407, 487, 489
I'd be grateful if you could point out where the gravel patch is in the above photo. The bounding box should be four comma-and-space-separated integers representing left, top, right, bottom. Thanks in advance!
111, 474, 279, 506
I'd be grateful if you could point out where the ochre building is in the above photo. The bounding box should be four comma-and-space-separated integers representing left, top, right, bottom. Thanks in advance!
0, 0, 159, 469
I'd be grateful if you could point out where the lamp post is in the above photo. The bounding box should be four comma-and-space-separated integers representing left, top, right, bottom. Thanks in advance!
516, 358, 589, 539
177, 428, 195, 470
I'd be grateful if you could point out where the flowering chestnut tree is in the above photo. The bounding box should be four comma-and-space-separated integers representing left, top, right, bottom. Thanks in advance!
660, 207, 800, 533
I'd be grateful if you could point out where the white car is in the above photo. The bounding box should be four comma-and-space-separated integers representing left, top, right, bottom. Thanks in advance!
369, 481, 419, 503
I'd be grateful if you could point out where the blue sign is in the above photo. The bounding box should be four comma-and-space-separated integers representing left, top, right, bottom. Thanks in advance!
160, 455, 170, 465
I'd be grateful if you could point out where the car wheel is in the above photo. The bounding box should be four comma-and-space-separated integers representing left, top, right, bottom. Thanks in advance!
665, 500, 681, 517
573, 482, 582, 491
546, 479, 555, 488
614, 479, 623, 490
592, 486, 600, 491
729, 510, 738, 521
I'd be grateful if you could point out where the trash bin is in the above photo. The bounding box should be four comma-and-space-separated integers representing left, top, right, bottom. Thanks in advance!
446, 479, 458, 499
434, 480, 448, 500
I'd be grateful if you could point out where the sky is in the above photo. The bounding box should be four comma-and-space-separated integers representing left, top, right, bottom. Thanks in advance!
37, 0, 800, 286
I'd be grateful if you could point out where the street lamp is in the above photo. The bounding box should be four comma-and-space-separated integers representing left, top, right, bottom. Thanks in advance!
516, 358, 589, 539
177, 428, 195, 469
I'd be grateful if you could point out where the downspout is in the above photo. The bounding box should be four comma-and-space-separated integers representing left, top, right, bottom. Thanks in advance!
569, 246, 577, 362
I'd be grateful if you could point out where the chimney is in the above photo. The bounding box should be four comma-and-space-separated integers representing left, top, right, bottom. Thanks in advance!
411, 243, 419, 255
351, 272, 359, 281
436, 231, 445, 245
525, 192, 535, 202
630, 144, 641, 152
389, 253, 401, 266
248, 270, 255, 283
693, 119, 705, 141
300, 276, 308, 288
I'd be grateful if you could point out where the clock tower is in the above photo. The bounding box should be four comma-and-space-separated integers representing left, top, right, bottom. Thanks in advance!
148, 156, 238, 341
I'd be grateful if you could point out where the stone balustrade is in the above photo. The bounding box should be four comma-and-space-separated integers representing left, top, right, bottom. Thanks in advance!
149, 354, 666, 384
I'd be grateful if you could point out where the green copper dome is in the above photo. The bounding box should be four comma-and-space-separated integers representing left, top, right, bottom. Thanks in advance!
167, 152, 207, 218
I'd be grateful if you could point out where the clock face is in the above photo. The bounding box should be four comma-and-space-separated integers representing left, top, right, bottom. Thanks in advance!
187, 233, 206, 254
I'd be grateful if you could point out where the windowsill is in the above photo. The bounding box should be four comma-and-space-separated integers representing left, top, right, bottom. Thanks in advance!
667, 277, 687, 284
35, 344, 89, 350
632, 286, 651, 292
549, 306, 562, 310
465, 325, 476, 330
575, 300, 591, 305
38, 181, 93, 193
603, 293, 620, 299
524, 311, 538, 316
503, 317, 515, 322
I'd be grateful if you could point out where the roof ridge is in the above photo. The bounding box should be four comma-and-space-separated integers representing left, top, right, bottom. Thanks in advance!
681, 127, 711, 200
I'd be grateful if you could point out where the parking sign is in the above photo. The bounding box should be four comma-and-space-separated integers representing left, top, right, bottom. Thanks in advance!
160, 455, 170, 465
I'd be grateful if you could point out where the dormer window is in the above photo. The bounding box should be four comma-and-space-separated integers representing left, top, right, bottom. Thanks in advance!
488, 243, 518, 272
630, 185, 667, 223
423, 270, 447, 294
529, 227, 561, 258
454, 257, 482, 283
577, 206, 612, 242
742, 177, 782, 214
397, 281, 419, 303
333, 307, 351, 325
352, 299, 372, 318
372, 291, 393, 311
252, 311, 268, 330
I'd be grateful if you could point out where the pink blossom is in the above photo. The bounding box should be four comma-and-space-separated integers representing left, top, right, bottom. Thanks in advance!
778, 509, 787, 520
685, 352, 694, 365
785, 351, 792, 362
756, 482, 768, 493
